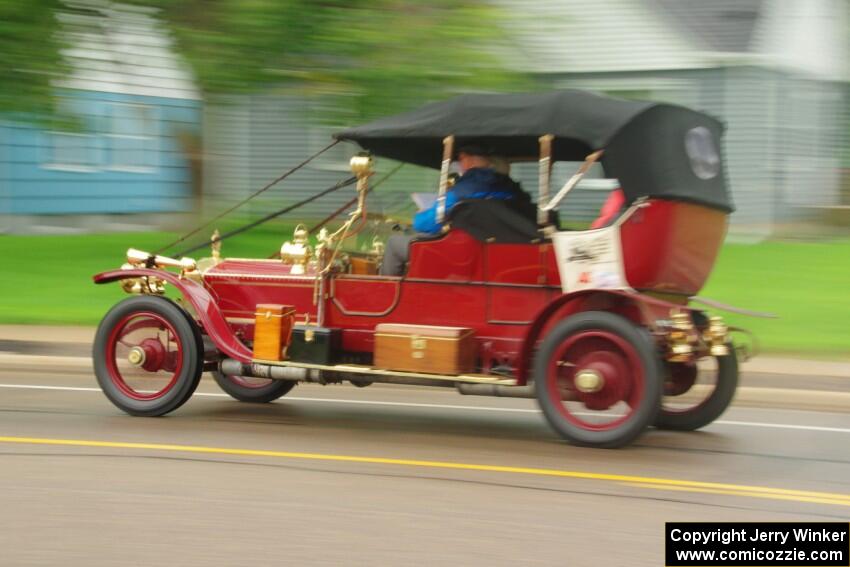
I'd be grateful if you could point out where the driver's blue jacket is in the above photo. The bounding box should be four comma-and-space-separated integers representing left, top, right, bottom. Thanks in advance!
412, 168, 516, 234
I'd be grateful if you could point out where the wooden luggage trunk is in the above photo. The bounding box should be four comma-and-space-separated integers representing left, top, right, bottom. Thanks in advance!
253, 304, 296, 361
373, 324, 476, 375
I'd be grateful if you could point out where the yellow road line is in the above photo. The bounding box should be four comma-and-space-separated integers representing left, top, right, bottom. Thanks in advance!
1, 435, 848, 507
622, 483, 850, 508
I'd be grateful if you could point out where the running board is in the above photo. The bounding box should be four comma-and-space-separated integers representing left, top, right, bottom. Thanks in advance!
220, 358, 517, 387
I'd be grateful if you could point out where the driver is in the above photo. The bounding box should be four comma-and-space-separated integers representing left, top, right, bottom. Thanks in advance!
380, 144, 531, 276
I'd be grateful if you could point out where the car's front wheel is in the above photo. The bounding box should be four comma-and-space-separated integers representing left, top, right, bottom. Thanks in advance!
93, 296, 203, 417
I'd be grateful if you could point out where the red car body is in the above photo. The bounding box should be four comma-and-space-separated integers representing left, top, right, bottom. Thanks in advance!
92, 90, 744, 448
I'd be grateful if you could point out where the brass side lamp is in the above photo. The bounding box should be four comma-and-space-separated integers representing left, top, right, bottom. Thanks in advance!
280, 224, 313, 275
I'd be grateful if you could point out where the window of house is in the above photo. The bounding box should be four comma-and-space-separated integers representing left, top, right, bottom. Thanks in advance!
47, 131, 101, 171
108, 103, 158, 171
44, 96, 102, 171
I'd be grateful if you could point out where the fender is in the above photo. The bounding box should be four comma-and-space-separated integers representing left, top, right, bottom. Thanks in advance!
515, 289, 700, 385
94, 269, 253, 363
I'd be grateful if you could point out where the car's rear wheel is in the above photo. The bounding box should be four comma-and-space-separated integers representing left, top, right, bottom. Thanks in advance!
94, 296, 203, 416
211, 371, 296, 403
533, 312, 662, 448
654, 348, 738, 431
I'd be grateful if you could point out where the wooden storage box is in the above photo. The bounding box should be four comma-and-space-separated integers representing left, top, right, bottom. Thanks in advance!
374, 324, 476, 375
253, 304, 296, 361
349, 256, 378, 275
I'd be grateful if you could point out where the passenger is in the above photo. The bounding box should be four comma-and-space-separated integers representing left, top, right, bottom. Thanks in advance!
412, 144, 527, 234
380, 145, 530, 276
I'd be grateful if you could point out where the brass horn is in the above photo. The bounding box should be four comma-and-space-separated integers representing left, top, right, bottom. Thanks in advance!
126, 248, 197, 272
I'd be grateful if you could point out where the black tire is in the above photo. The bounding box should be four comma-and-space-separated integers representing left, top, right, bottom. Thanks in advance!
654, 349, 738, 431
93, 296, 203, 417
211, 370, 296, 403
533, 311, 663, 448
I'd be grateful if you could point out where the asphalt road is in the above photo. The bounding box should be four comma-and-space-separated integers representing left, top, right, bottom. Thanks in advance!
0, 368, 848, 566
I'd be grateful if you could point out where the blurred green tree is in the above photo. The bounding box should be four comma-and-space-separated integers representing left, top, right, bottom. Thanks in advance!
144, 0, 527, 119
0, 0, 527, 122
0, 0, 67, 120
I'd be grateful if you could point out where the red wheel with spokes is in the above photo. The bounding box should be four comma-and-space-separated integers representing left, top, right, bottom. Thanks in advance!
534, 312, 662, 448
211, 370, 295, 403
94, 296, 203, 416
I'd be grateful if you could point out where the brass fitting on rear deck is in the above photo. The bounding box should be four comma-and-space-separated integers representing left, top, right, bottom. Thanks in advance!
666, 310, 695, 362
704, 315, 730, 357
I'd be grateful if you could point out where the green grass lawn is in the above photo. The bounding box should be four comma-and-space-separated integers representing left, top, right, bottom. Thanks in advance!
0, 223, 296, 327
700, 239, 850, 358
0, 230, 847, 358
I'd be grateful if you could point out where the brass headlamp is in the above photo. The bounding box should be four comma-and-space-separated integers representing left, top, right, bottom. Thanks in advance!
350, 154, 374, 178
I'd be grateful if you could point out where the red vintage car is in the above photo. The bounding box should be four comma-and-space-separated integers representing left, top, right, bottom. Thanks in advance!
92, 90, 752, 448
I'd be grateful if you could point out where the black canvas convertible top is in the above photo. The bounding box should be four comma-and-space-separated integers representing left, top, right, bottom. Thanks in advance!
335, 90, 733, 213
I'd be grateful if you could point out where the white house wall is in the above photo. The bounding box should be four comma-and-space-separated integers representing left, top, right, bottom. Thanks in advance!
773, 75, 846, 210
201, 0, 848, 239
711, 67, 777, 236
494, 0, 706, 73
753, 0, 849, 82
57, 4, 199, 100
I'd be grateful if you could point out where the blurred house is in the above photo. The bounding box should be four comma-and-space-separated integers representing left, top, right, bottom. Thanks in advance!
0, 4, 200, 234
498, 0, 850, 239
203, 0, 849, 240
202, 95, 437, 226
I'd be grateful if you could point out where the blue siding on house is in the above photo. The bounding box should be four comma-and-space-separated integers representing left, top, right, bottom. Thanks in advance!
0, 89, 200, 215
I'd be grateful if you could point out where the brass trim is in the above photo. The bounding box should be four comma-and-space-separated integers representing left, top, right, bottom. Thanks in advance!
127, 248, 197, 273
206, 278, 316, 287
225, 313, 316, 326
705, 315, 730, 357
574, 369, 604, 393
435, 135, 455, 223
205, 271, 316, 281
373, 332, 475, 342
210, 229, 222, 264
219, 258, 289, 264
538, 134, 554, 225
667, 309, 696, 362
350, 154, 374, 177
127, 347, 146, 367
334, 273, 402, 281
208, 271, 560, 290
